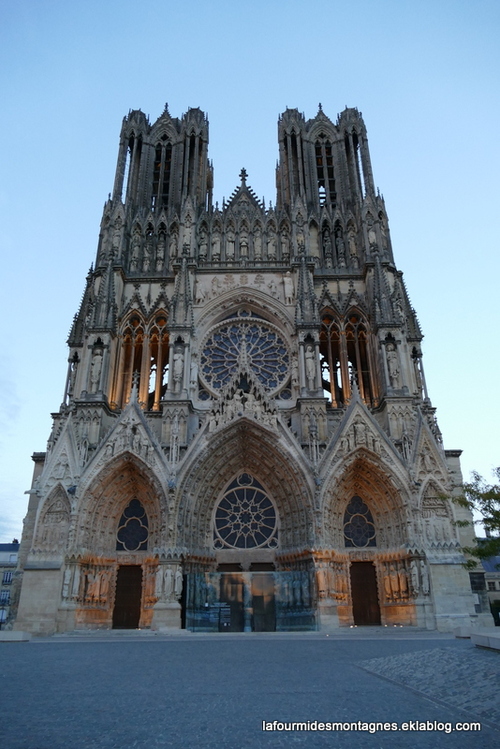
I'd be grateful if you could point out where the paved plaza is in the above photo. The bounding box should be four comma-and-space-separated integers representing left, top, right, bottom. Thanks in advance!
0, 630, 499, 748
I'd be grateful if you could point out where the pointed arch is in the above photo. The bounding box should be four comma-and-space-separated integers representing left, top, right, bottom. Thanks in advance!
111, 308, 169, 410
76, 453, 164, 555
33, 485, 71, 553
322, 455, 409, 549
177, 420, 314, 553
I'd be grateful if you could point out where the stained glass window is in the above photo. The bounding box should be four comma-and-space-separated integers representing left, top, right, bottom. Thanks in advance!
214, 474, 278, 550
343, 495, 376, 548
200, 316, 289, 393
116, 498, 149, 551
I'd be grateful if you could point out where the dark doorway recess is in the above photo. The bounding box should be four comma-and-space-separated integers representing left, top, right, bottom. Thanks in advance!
251, 573, 276, 631
350, 561, 381, 625
112, 565, 143, 629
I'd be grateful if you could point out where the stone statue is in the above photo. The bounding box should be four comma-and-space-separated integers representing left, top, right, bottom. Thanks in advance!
190, 354, 199, 389
239, 230, 248, 257
173, 350, 184, 393
253, 229, 262, 259
225, 228, 235, 259
283, 271, 294, 304
174, 568, 183, 599
169, 228, 179, 261
305, 345, 316, 390
386, 343, 400, 388
211, 231, 221, 261
90, 350, 103, 393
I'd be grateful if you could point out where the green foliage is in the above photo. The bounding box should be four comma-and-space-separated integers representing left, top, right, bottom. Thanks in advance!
454, 467, 500, 568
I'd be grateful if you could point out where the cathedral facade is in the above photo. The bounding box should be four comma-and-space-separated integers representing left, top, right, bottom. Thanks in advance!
13, 104, 485, 634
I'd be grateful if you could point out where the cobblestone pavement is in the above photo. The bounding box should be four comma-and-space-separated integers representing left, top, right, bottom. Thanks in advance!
359, 644, 500, 726
0, 631, 498, 749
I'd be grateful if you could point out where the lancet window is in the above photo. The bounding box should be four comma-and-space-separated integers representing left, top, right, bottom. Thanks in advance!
151, 138, 172, 211
319, 310, 376, 406
112, 312, 169, 410
121, 134, 143, 204
315, 135, 336, 208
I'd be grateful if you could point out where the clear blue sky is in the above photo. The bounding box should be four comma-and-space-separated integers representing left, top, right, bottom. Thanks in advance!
1, 0, 499, 540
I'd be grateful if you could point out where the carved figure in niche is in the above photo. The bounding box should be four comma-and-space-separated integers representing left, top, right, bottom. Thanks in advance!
183, 214, 192, 249
156, 233, 165, 270
62, 568, 71, 599
130, 231, 141, 271
90, 350, 103, 392
111, 219, 122, 257
99, 571, 110, 602
296, 212, 305, 251
164, 567, 174, 599
132, 429, 142, 454
410, 559, 420, 595
253, 228, 262, 259
366, 214, 377, 250
68, 357, 79, 397
316, 566, 330, 599
211, 230, 221, 261
335, 227, 346, 267
305, 345, 316, 390
283, 271, 294, 304
198, 227, 208, 260
421, 449, 435, 472
398, 565, 408, 598
401, 429, 411, 460
354, 420, 367, 447
190, 353, 199, 390
267, 230, 277, 259
348, 225, 359, 267
169, 227, 179, 262
226, 228, 235, 259
194, 280, 206, 304
173, 349, 184, 393
394, 296, 404, 321
420, 561, 430, 595
386, 343, 400, 388
323, 230, 333, 268
174, 568, 183, 599
155, 567, 164, 598
379, 214, 388, 250
291, 353, 299, 390
87, 572, 101, 602
211, 276, 222, 296
142, 233, 153, 271
280, 228, 290, 261
268, 279, 277, 297
384, 571, 392, 600
239, 230, 249, 257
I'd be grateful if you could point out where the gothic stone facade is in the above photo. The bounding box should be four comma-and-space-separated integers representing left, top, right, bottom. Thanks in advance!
13, 104, 486, 634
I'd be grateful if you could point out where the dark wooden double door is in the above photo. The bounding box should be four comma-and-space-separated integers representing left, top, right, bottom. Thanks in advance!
112, 565, 143, 629
350, 562, 381, 625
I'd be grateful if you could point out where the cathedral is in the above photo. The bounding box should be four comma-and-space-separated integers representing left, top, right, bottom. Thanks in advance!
12, 103, 487, 634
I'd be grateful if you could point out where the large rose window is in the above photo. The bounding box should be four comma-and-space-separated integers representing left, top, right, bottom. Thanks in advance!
200, 314, 289, 394
214, 474, 278, 550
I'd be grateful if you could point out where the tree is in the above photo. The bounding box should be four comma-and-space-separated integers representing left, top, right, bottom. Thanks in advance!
454, 467, 500, 569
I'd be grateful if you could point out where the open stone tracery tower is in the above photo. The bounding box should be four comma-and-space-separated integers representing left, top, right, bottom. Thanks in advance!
13, 103, 489, 634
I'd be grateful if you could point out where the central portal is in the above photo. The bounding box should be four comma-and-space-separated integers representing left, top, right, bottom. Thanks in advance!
112, 565, 143, 629
350, 561, 381, 625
